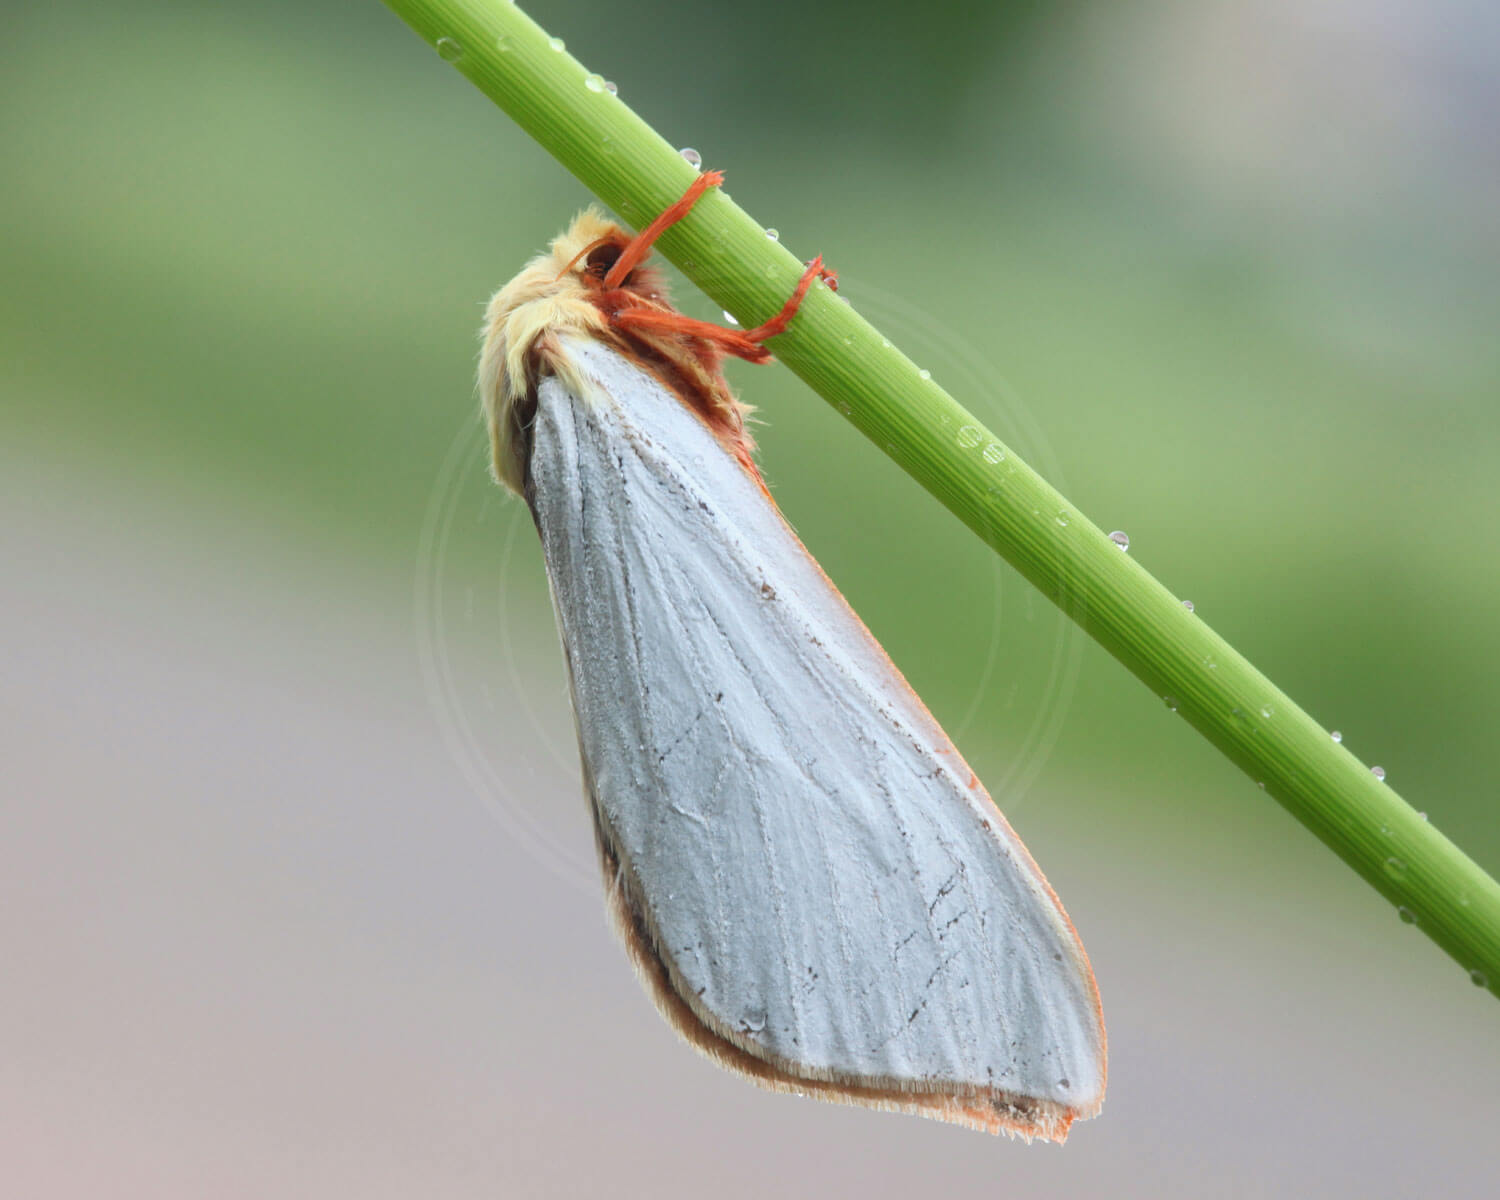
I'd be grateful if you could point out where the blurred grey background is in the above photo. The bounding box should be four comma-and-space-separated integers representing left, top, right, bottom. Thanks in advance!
3, 1, 1497, 1194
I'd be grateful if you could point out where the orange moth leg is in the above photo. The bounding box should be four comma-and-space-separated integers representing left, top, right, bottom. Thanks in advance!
610, 307, 776, 364
601, 169, 835, 358
609, 253, 834, 360
741, 254, 830, 344
604, 169, 726, 288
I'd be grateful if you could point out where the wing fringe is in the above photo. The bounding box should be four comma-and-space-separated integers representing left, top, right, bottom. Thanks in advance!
586, 773, 1093, 1143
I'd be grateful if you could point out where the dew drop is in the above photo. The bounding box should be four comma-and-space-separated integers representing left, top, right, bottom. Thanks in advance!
918, 368, 931, 381
1371, 765, 1386, 781
1330, 730, 1343, 744
1471, 968, 1490, 988
605, 80, 618, 95
435, 36, 463, 62
1384, 856, 1408, 879
1181, 599, 1195, 613
584, 73, 607, 93
1260, 705, 1274, 719
982, 443, 1005, 464
1108, 530, 1130, 552
722, 310, 739, 326
547, 35, 565, 51
836, 401, 852, 416
679, 147, 702, 168
496, 35, 512, 52
1056, 512, 1070, 527
1257, 781, 1267, 790
1417, 811, 1428, 821
1397, 905, 1417, 925
743, 1007, 767, 1032
956, 425, 983, 449
1163, 695, 1179, 712
881, 337, 892, 349
764, 228, 779, 241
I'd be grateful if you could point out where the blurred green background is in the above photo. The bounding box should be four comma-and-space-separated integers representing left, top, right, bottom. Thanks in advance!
4, 1, 1496, 1195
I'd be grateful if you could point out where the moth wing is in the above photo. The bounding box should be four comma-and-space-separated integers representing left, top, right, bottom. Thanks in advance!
526, 337, 1104, 1141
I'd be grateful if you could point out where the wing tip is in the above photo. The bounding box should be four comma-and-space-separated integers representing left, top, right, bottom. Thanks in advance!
594, 824, 1104, 1143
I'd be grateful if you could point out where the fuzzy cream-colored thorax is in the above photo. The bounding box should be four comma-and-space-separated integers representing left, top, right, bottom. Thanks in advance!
479, 209, 625, 494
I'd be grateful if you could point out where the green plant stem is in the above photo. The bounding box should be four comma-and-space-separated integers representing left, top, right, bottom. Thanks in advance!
381, 0, 1500, 995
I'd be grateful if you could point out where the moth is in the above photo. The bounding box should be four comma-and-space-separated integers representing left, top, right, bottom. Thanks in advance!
478, 171, 1105, 1140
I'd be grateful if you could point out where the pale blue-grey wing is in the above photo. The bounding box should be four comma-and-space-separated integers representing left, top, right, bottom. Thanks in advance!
526, 338, 1103, 1126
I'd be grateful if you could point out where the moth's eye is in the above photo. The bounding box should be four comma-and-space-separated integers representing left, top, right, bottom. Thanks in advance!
585, 242, 623, 278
